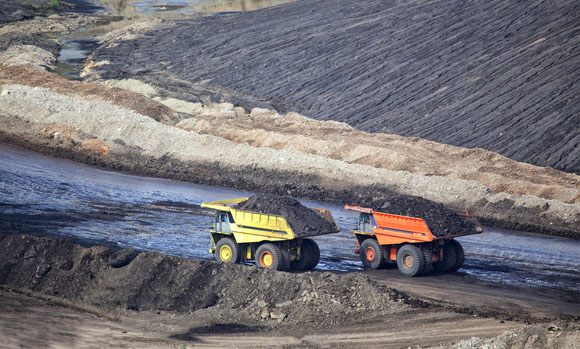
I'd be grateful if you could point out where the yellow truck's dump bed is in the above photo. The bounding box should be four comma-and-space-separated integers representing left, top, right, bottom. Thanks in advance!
201, 198, 338, 242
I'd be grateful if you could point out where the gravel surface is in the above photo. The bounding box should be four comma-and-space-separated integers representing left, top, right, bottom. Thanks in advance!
87, 0, 580, 173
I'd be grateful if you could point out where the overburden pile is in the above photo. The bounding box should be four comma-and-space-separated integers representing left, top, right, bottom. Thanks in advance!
0, 232, 402, 327
357, 195, 475, 237
234, 194, 339, 236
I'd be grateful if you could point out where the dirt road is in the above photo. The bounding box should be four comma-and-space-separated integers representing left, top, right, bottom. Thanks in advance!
363, 269, 580, 321
0, 288, 523, 349
1, 233, 577, 348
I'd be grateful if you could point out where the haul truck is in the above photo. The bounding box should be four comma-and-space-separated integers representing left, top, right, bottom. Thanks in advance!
201, 198, 338, 271
344, 205, 482, 277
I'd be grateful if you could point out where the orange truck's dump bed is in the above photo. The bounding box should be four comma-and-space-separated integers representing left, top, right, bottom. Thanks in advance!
344, 205, 482, 245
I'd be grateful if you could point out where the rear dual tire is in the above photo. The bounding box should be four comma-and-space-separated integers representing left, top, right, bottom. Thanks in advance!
452, 240, 465, 271
256, 243, 285, 271
434, 240, 464, 272
396, 244, 425, 277
290, 238, 320, 271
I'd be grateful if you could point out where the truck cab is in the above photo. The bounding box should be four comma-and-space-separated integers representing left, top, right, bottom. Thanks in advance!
214, 211, 233, 233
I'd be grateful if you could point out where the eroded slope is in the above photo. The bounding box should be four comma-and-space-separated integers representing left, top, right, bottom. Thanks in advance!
86, 0, 580, 173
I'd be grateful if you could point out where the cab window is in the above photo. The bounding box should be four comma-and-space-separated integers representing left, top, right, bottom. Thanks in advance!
360, 214, 370, 224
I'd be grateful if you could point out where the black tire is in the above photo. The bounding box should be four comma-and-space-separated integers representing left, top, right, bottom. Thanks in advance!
436, 241, 458, 272
215, 237, 240, 264
360, 239, 386, 269
280, 246, 291, 271
304, 239, 320, 270
396, 244, 425, 277
255, 243, 284, 270
290, 238, 319, 271
450, 240, 464, 271
421, 244, 433, 275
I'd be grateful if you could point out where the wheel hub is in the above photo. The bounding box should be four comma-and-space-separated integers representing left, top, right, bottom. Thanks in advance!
365, 247, 375, 261
403, 253, 414, 269
219, 245, 232, 262
261, 252, 273, 267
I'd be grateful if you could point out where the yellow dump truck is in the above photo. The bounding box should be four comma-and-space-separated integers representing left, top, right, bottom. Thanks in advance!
201, 197, 338, 271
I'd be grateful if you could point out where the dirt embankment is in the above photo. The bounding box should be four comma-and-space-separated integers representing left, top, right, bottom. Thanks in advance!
0, 0, 60, 24
1, 232, 579, 348
84, 0, 580, 174
0, 11, 107, 70
174, 107, 580, 204
0, 232, 404, 328
0, 77, 579, 239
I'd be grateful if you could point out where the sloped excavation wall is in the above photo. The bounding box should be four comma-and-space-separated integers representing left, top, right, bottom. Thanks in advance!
86, 0, 580, 173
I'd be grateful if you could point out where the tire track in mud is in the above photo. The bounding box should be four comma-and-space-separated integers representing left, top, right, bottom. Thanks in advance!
88, 0, 580, 173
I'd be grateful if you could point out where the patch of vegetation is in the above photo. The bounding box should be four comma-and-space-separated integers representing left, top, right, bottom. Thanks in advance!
22, 2, 40, 9
22, 0, 60, 10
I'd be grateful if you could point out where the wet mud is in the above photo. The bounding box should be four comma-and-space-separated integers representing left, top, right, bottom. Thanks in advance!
87, 0, 580, 173
234, 194, 339, 235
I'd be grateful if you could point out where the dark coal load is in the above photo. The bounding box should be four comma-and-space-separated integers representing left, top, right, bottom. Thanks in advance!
358, 195, 475, 237
234, 194, 339, 236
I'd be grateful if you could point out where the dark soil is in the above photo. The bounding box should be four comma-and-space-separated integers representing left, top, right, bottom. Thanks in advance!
0, 0, 37, 23
234, 194, 339, 236
357, 195, 476, 237
89, 0, 580, 173
0, 232, 403, 328
0, 0, 85, 23
0, 31, 61, 56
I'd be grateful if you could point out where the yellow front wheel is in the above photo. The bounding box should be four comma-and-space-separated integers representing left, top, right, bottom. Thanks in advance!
216, 237, 239, 264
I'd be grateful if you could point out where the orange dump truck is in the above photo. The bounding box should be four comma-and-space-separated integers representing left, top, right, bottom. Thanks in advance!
344, 205, 482, 276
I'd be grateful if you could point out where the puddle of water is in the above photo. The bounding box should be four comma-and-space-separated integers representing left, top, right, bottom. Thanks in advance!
94, 0, 296, 17
55, 38, 101, 80
457, 230, 580, 292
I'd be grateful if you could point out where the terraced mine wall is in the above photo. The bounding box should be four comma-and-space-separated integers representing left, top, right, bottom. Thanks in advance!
88, 0, 580, 173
